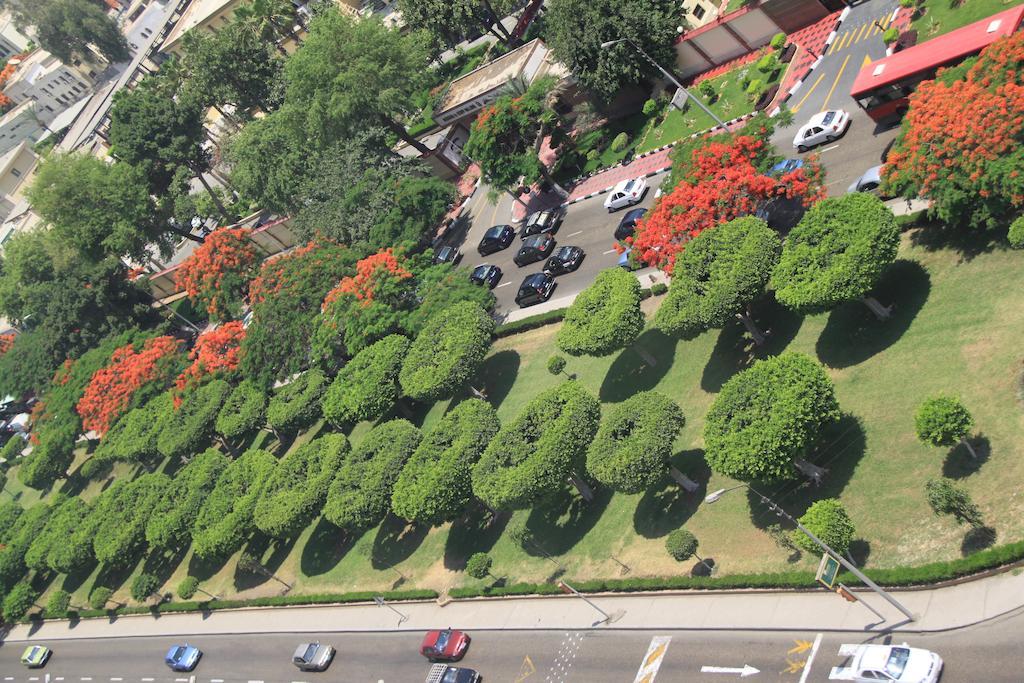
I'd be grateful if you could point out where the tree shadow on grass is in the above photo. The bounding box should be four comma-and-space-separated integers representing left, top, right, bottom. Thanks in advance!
942, 435, 991, 479
701, 294, 804, 393
449, 350, 520, 414
816, 260, 931, 369
848, 539, 872, 566
444, 504, 510, 571
233, 533, 297, 591
907, 217, 1000, 263
61, 562, 97, 594
187, 550, 231, 582
633, 450, 710, 538
300, 516, 355, 577
92, 559, 139, 598
142, 545, 190, 587
961, 526, 997, 556
371, 513, 429, 569
599, 328, 676, 403
524, 484, 612, 556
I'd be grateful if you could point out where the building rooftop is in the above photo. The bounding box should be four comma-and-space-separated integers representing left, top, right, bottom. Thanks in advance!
434, 39, 546, 116
161, 0, 240, 53
0, 141, 33, 175
0, 99, 36, 125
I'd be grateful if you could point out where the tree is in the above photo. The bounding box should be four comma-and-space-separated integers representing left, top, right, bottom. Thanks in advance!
883, 31, 1024, 230
130, 573, 162, 604
1008, 215, 1024, 248
146, 449, 229, 551
254, 434, 348, 538
226, 104, 312, 215
324, 421, 421, 532
465, 552, 494, 580
391, 400, 498, 524
654, 216, 781, 345
472, 381, 600, 510
14, 0, 130, 63
156, 379, 232, 460
91, 474, 169, 567
397, 0, 517, 51
586, 391, 685, 493
46, 589, 72, 618
771, 193, 900, 320
87, 586, 115, 611
402, 264, 496, 335
266, 369, 327, 434
17, 422, 75, 490
174, 323, 246, 397
24, 496, 93, 574
791, 499, 855, 555
557, 268, 644, 356
665, 528, 698, 561
321, 335, 410, 428
2, 580, 38, 621
703, 353, 840, 482
233, 0, 301, 48
0, 503, 50, 592
192, 448, 277, 559
87, 392, 171, 474
925, 478, 984, 528
915, 395, 978, 459
283, 9, 433, 151
215, 380, 268, 443
399, 301, 494, 402
547, 355, 567, 376
176, 229, 262, 322
176, 576, 199, 600
544, 0, 681, 101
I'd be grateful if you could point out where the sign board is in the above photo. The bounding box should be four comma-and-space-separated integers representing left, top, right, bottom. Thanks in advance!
670, 87, 690, 112
815, 553, 841, 589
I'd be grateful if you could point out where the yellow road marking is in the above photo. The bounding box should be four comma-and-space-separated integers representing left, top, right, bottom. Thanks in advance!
789, 640, 814, 655
880, 14, 892, 29
861, 54, 872, 70
645, 643, 667, 668
819, 52, 851, 113
514, 655, 536, 683
854, 22, 871, 44
487, 192, 502, 227
783, 657, 808, 674
791, 71, 826, 113
833, 30, 850, 52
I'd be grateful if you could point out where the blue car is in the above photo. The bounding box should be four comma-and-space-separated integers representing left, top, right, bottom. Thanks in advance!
165, 644, 202, 672
769, 158, 804, 177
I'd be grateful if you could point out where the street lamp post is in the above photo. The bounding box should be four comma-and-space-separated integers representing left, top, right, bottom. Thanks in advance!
600, 38, 726, 129
705, 484, 916, 622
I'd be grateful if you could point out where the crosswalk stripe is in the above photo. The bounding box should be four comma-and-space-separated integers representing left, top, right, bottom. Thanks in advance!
633, 636, 672, 683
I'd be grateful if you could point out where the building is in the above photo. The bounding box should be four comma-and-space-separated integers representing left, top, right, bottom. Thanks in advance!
3, 50, 100, 125
0, 13, 31, 62
0, 100, 45, 156
160, 0, 313, 57
395, 123, 472, 180
682, 0, 720, 30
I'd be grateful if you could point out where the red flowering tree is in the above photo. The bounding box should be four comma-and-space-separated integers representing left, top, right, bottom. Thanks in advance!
884, 31, 1024, 230
631, 134, 821, 273
322, 248, 414, 309
0, 332, 15, 356
76, 336, 182, 435
176, 227, 261, 321
174, 322, 246, 398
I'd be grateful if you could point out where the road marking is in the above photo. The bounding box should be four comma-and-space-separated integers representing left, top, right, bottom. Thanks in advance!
789, 640, 813, 655
141, 679, 155, 682
855, 22, 871, 44
495, 281, 511, 288
602, 248, 617, 255
211, 680, 224, 682
832, 30, 850, 52
28, 678, 38, 682
820, 53, 852, 113
80, 678, 92, 682
110, 679, 122, 682
797, 634, 823, 683
700, 664, 759, 677
567, 230, 583, 237
514, 655, 536, 682
820, 144, 840, 153
634, 636, 671, 682
790, 71, 826, 113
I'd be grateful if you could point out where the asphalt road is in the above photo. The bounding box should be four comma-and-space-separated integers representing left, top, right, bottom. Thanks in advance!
3, 607, 1024, 682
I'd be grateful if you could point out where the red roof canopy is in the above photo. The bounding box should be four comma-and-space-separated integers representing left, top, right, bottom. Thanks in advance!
850, 4, 1024, 96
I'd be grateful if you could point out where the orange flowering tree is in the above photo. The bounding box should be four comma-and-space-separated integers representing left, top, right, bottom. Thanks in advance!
884, 31, 1024, 230
76, 336, 183, 435
174, 322, 246, 398
0, 332, 15, 355
176, 227, 261, 321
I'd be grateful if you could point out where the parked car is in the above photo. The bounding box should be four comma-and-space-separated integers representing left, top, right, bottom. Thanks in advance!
513, 234, 555, 266
520, 208, 564, 238
847, 165, 887, 195
425, 663, 482, 683
829, 642, 942, 683
793, 110, 851, 152
615, 207, 647, 241
604, 177, 648, 212
469, 264, 502, 288
770, 158, 805, 177
20, 645, 51, 668
477, 225, 515, 256
515, 273, 556, 307
544, 246, 584, 276
433, 246, 463, 265
617, 248, 634, 270
420, 629, 471, 662
292, 642, 335, 671
165, 644, 202, 672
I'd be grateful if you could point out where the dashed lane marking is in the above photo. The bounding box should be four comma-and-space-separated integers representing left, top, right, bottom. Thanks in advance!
602, 249, 617, 255
567, 230, 583, 237
110, 678, 122, 682
495, 282, 511, 288
820, 144, 840, 153
141, 678, 155, 681
798, 633, 824, 683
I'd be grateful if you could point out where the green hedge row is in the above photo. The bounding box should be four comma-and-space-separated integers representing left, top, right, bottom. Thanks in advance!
492, 284, 667, 339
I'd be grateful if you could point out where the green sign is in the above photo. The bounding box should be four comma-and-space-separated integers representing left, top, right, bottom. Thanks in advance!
815, 553, 841, 589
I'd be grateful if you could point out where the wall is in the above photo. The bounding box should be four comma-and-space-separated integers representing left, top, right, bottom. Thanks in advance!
4, 53, 97, 125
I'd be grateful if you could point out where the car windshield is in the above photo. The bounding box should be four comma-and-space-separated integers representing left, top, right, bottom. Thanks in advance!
438, 247, 452, 258
472, 266, 489, 277
441, 671, 460, 683
27, 646, 41, 659
484, 227, 505, 239
170, 647, 185, 661
822, 111, 836, 125
435, 631, 451, 649
884, 647, 910, 678
524, 236, 545, 248
555, 247, 573, 259
525, 274, 546, 287
623, 180, 636, 192
302, 644, 317, 661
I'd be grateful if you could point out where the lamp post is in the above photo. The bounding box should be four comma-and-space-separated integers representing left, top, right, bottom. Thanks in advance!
600, 37, 726, 129
704, 484, 916, 622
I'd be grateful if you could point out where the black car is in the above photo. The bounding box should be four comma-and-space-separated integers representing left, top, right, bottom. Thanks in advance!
544, 246, 584, 276
515, 273, 556, 307
615, 207, 647, 241
477, 225, 515, 256
520, 208, 564, 238
433, 245, 462, 265
513, 234, 555, 266
469, 264, 502, 288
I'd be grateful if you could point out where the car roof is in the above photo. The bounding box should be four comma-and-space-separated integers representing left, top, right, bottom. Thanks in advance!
859, 165, 884, 183
807, 110, 837, 125
484, 225, 510, 237
612, 178, 637, 192
522, 273, 548, 286
472, 264, 492, 273
522, 235, 548, 247
621, 207, 647, 222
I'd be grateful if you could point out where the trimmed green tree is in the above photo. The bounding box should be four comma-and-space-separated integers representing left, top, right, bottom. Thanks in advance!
472, 382, 601, 510
665, 528, 698, 561
399, 301, 494, 402
465, 552, 494, 580
146, 449, 230, 551
391, 400, 498, 525
46, 589, 72, 618
192, 448, 278, 559
92, 474, 169, 567
130, 573, 162, 603
2, 581, 38, 621
267, 369, 328, 434
324, 420, 421, 532
157, 380, 232, 460
88, 587, 114, 611
557, 268, 644, 357
915, 395, 978, 459
177, 577, 199, 600
322, 335, 410, 429
586, 391, 686, 493
0, 503, 50, 592
654, 216, 781, 345
215, 380, 268, 443
24, 496, 93, 574
1008, 216, 1024, 249
547, 355, 567, 377
771, 193, 900, 320
17, 422, 76, 490
790, 499, 855, 555
88, 392, 171, 473
254, 434, 349, 538
925, 478, 984, 528
703, 352, 840, 482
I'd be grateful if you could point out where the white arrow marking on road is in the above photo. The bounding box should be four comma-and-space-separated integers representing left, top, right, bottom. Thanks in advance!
700, 664, 760, 677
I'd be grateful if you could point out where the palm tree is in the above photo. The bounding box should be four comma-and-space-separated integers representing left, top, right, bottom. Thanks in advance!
234, 0, 300, 55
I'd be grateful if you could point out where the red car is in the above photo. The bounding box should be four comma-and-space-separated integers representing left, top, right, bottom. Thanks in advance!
420, 629, 471, 662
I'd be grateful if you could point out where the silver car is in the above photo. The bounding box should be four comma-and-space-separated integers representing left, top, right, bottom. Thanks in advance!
292, 642, 335, 671
847, 165, 885, 195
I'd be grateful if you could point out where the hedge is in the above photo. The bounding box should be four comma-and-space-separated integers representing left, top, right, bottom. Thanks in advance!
156, 380, 232, 460
267, 369, 327, 434
215, 380, 268, 441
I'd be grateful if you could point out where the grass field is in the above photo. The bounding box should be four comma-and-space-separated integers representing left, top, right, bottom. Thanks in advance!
911, 0, 1021, 38
9, 219, 1024, 607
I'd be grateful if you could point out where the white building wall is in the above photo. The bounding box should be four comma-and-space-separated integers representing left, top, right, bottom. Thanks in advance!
4, 55, 96, 125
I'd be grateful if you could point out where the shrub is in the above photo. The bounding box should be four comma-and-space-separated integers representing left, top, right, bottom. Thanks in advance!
586, 149, 599, 161
650, 282, 668, 296
642, 98, 658, 116
192, 448, 278, 559
557, 268, 643, 357
146, 449, 230, 550
610, 132, 629, 152
466, 552, 493, 579
267, 369, 327, 434
1009, 216, 1024, 248
883, 27, 899, 44
698, 80, 716, 100
88, 586, 114, 611
495, 309, 566, 337
91, 473, 169, 567
925, 478, 983, 527
46, 589, 71, 617
746, 79, 764, 102
3, 581, 38, 621
915, 395, 974, 448
399, 302, 494, 402
769, 32, 787, 50
666, 529, 698, 561
215, 380, 268, 441
0, 434, 24, 462
131, 573, 161, 603
321, 335, 410, 429
156, 380, 232, 460
756, 53, 778, 74
791, 499, 855, 555
547, 355, 566, 376
177, 576, 199, 600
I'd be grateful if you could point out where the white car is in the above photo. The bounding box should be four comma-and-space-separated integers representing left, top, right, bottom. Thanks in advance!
829, 643, 942, 682
793, 109, 851, 152
604, 177, 648, 212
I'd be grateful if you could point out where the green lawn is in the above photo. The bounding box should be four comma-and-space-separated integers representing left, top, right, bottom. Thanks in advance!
911, 0, 1021, 39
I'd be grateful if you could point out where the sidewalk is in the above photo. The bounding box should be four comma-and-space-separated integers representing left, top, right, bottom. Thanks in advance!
5, 566, 1024, 643
501, 267, 668, 324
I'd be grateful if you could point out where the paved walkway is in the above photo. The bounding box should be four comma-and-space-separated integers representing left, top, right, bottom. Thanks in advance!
5, 566, 1023, 643
501, 267, 668, 323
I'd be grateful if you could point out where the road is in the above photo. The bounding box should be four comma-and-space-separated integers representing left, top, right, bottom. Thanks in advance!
3, 606, 1024, 681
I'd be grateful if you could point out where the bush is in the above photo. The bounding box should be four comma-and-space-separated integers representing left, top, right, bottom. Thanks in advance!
642, 98, 658, 116
610, 132, 629, 152
769, 33, 787, 50
88, 586, 114, 611
915, 395, 973, 449
157, 380, 232, 460
1009, 216, 1024, 248
883, 27, 899, 44
746, 79, 764, 102
399, 302, 494, 402
586, 149, 599, 161
2, 581, 38, 621
925, 478, 983, 527
146, 448, 230, 550
650, 282, 668, 296
177, 576, 199, 600
666, 529, 698, 561
698, 80, 716, 101
0, 434, 24, 463
46, 589, 71, 618
192, 449, 277, 559
131, 573, 161, 603
267, 369, 327, 434
215, 380, 267, 441
547, 355, 566, 376
321, 335, 410, 429
466, 552, 493, 579
791, 499, 855, 555
557, 268, 643, 357
756, 53, 778, 74
495, 309, 566, 337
